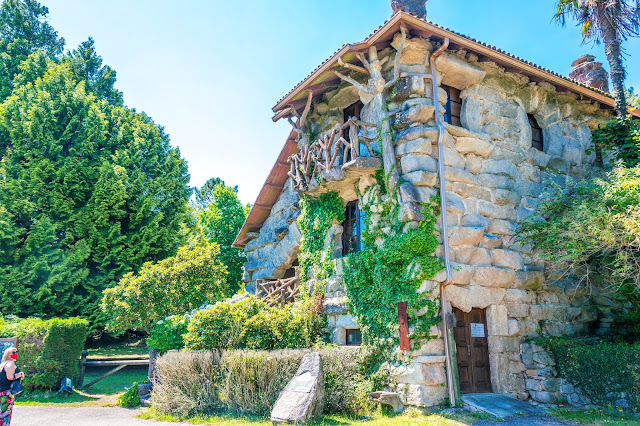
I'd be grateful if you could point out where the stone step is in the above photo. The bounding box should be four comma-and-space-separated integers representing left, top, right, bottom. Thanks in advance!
461, 393, 545, 418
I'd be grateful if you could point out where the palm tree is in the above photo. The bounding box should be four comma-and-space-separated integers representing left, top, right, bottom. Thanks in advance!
391, 0, 427, 19
554, 0, 640, 117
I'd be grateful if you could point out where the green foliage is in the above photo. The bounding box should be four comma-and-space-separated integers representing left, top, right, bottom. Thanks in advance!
117, 381, 141, 408
343, 182, 443, 350
183, 295, 325, 351
0, 0, 64, 100
297, 192, 344, 283
0, 4, 192, 328
196, 181, 249, 294
627, 87, 640, 110
538, 337, 640, 410
147, 315, 189, 354
520, 167, 640, 333
0, 316, 87, 390
591, 116, 640, 167
102, 238, 228, 334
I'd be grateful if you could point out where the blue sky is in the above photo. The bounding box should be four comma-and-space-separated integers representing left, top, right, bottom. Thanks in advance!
44, 0, 640, 204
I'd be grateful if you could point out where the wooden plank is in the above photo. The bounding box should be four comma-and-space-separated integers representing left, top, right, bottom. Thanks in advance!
83, 359, 149, 367
398, 302, 410, 351
84, 364, 127, 388
77, 350, 88, 388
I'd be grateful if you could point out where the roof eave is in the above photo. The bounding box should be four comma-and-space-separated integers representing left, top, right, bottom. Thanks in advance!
273, 12, 639, 118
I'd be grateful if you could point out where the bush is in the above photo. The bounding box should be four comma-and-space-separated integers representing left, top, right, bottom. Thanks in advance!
102, 239, 228, 334
320, 347, 376, 414
147, 315, 188, 354
184, 295, 325, 351
0, 317, 88, 390
117, 382, 142, 407
152, 347, 377, 418
221, 349, 305, 416
184, 296, 264, 350
540, 337, 640, 410
520, 167, 640, 334
153, 350, 222, 417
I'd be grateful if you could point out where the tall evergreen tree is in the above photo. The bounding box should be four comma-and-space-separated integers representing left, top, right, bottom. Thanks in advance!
0, 2, 192, 325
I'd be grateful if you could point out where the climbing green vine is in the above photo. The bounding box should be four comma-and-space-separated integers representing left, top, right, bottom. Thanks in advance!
343, 175, 443, 352
297, 192, 345, 286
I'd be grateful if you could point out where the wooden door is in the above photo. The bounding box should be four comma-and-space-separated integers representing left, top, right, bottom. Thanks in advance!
453, 307, 491, 393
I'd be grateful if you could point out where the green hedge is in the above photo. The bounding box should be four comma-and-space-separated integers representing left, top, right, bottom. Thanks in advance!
540, 337, 640, 410
183, 295, 325, 351
0, 317, 88, 390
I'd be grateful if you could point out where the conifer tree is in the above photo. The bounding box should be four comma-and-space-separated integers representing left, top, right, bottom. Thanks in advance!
0, 0, 191, 326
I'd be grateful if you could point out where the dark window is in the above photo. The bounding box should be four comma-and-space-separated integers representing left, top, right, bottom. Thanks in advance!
343, 101, 366, 161
282, 259, 299, 279
528, 114, 544, 151
443, 85, 462, 127
342, 200, 364, 256
346, 328, 362, 346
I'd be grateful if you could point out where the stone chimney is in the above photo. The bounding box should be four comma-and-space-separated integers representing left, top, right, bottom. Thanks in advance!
391, 0, 427, 19
569, 55, 609, 92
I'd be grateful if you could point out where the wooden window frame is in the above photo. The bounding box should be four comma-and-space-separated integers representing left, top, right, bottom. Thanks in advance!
341, 200, 363, 256
443, 85, 462, 127
345, 328, 362, 346
528, 114, 544, 151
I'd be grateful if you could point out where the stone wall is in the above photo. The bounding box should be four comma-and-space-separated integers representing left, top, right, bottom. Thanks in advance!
243, 29, 619, 407
243, 184, 301, 290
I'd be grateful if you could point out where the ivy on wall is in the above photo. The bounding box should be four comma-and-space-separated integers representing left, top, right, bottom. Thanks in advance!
297, 192, 345, 286
343, 179, 444, 351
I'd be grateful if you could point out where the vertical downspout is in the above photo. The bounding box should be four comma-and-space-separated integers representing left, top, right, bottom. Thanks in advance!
429, 38, 458, 407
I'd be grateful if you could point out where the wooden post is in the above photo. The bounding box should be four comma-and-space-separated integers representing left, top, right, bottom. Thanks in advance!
77, 350, 88, 388
446, 312, 462, 406
398, 302, 410, 351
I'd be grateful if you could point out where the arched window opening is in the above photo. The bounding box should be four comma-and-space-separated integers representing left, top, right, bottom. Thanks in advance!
528, 114, 544, 151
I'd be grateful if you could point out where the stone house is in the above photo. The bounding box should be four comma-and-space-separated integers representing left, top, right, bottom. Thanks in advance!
232, 9, 640, 408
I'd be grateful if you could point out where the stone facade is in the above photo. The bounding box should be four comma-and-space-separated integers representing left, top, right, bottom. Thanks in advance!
241, 27, 620, 408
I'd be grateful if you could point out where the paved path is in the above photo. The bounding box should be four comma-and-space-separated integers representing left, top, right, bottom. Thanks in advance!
11, 406, 188, 426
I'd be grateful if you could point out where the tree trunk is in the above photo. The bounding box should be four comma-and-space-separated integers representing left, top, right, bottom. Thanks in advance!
597, 1, 628, 117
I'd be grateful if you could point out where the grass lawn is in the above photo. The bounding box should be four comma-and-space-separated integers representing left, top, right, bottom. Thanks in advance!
551, 408, 640, 425
15, 365, 148, 407
86, 340, 149, 359
139, 408, 485, 425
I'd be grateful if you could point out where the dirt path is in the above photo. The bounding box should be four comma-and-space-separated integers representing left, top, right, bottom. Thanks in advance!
11, 406, 187, 426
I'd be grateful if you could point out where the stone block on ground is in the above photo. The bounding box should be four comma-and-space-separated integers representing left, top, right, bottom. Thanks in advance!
271, 352, 324, 424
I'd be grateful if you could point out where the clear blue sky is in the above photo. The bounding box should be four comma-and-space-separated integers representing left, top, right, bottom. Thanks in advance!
43, 0, 640, 205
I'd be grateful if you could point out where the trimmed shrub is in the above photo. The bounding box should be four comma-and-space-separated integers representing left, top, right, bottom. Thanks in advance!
147, 315, 188, 354
0, 317, 88, 390
221, 349, 305, 415
540, 337, 640, 410
153, 350, 222, 417
184, 295, 325, 351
